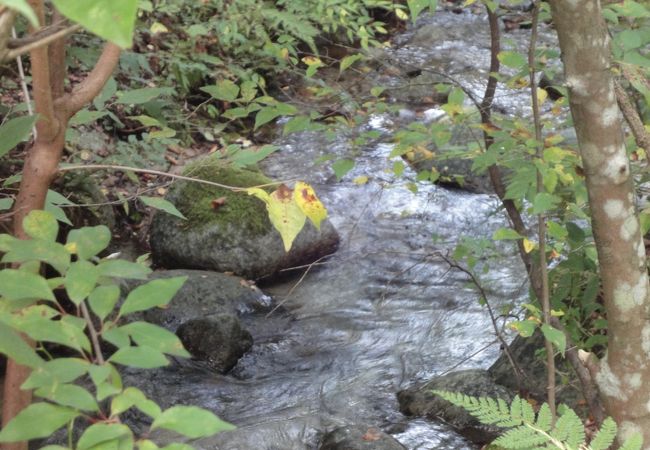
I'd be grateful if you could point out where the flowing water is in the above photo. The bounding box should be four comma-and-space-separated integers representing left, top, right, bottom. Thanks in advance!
127, 8, 563, 449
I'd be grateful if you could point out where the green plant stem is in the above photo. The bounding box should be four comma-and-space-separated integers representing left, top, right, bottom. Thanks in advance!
528, 1, 555, 421
58, 164, 290, 191
80, 301, 104, 365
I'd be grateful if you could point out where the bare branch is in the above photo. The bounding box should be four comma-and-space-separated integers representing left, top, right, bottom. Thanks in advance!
59, 42, 121, 115
5, 24, 81, 61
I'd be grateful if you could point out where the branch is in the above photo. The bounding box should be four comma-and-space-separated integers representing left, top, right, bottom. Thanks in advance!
5, 24, 81, 61
57, 163, 288, 190
59, 42, 121, 115
614, 80, 650, 162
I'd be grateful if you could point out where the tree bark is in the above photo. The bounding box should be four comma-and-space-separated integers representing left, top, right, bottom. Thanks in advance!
549, 0, 650, 444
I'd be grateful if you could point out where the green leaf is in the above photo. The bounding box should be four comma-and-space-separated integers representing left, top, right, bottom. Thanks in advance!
119, 276, 187, 316
492, 227, 523, 240
108, 346, 169, 368
51, 0, 138, 48
118, 321, 190, 357
111, 387, 161, 418
541, 323, 566, 356
0, 321, 43, 368
0, 403, 79, 442
77, 424, 133, 450
222, 107, 250, 120
2, 239, 70, 275
230, 145, 279, 168
200, 80, 240, 102
407, 0, 436, 22
254, 106, 283, 130
66, 225, 111, 260
15, 311, 90, 352
532, 192, 561, 215
69, 109, 108, 126
0, 115, 37, 158
140, 196, 186, 220
35, 383, 98, 412
332, 159, 354, 181
22, 210, 58, 242
511, 320, 537, 337
22, 358, 89, 389
115, 87, 173, 105
0, 197, 13, 210
589, 417, 617, 450
88, 284, 121, 321
0, 269, 55, 301
97, 260, 151, 280
619, 432, 643, 450
65, 260, 99, 304
0, 0, 38, 26
283, 116, 315, 135
152, 406, 235, 438
339, 54, 362, 72
498, 51, 527, 69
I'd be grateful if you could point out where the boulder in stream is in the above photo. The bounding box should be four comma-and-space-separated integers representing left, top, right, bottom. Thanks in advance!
319, 425, 407, 450
150, 160, 340, 280
177, 316, 253, 373
124, 269, 268, 373
397, 369, 512, 444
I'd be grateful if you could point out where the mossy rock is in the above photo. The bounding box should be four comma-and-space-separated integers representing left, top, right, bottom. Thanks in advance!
150, 160, 340, 280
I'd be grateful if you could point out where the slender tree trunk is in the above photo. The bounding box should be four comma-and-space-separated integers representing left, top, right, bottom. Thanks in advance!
549, 0, 650, 444
1, 2, 120, 446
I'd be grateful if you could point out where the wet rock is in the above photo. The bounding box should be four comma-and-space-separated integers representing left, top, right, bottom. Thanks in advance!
397, 369, 512, 444
123, 270, 268, 372
176, 316, 253, 373
150, 160, 340, 280
489, 332, 585, 416
319, 425, 406, 450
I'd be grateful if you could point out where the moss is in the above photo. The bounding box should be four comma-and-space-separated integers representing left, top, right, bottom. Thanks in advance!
172, 161, 273, 236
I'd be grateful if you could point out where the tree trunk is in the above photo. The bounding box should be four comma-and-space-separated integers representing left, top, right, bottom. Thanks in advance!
1, 2, 120, 446
549, 0, 650, 444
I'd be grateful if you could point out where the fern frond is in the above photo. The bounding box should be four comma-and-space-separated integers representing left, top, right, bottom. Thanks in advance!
551, 406, 584, 448
493, 425, 549, 449
588, 417, 616, 450
510, 396, 536, 424
618, 433, 643, 450
433, 390, 519, 427
535, 403, 552, 433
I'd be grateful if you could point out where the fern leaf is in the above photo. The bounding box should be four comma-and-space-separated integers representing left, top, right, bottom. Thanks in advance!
433, 391, 518, 427
551, 407, 584, 448
535, 403, 552, 433
589, 417, 616, 450
618, 432, 643, 450
493, 425, 549, 449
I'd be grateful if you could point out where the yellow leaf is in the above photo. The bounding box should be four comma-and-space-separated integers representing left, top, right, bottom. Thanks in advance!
280, 48, 290, 61
268, 185, 306, 252
353, 175, 369, 185
293, 181, 327, 230
395, 8, 408, 20
301, 56, 322, 66
523, 238, 536, 253
536, 87, 548, 105
65, 242, 77, 254
150, 22, 169, 34
245, 187, 270, 203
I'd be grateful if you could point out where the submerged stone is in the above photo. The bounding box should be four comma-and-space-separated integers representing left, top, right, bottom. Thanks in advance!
319, 425, 407, 450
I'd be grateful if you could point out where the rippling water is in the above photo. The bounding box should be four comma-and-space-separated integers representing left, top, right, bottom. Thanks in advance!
126, 7, 562, 449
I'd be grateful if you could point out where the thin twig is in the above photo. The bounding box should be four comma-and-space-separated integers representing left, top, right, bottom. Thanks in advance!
58, 163, 291, 190
6, 24, 81, 61
528, 0, 556, 420
439, 253, 526, 388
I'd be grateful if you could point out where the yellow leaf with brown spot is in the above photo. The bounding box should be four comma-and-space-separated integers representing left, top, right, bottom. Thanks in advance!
247, 185, 305, 252
293, 181, 327, 230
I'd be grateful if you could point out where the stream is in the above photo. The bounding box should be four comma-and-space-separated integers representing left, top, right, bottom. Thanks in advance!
126, 7, 562, 449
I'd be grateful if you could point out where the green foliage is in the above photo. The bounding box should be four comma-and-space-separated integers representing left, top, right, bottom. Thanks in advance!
0, 210, 234, 448
433, 391, 642, 450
